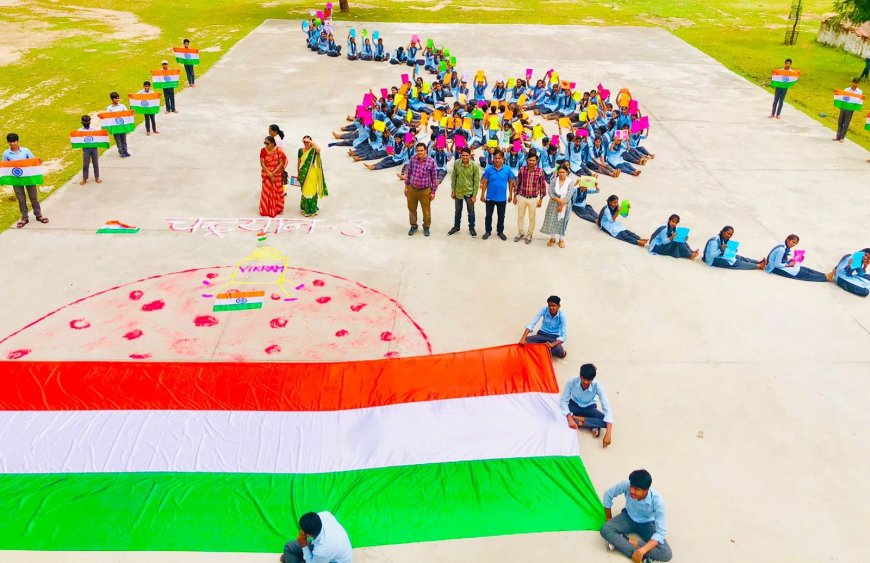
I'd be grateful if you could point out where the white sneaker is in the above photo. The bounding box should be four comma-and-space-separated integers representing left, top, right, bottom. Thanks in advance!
605, 541, 614, 551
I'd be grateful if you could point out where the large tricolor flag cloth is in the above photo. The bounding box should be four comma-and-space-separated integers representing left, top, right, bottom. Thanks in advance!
98, 110, 135, 134
173, 47, 200, 65
129, 92, 162, 114
0, 345, 603, 554
152, 69, 180, 89
834, 89, 864, 111
0, 158, 44, 186
770, 69, 800, 88
70, 130, 110, 149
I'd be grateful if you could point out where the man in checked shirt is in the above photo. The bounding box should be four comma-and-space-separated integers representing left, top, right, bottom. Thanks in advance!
404, 142, 438, 237
511, 152, 546, 244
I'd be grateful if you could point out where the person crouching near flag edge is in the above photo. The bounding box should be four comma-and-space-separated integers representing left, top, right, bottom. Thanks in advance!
78, 115, 101, 185
282, 511, 352, 563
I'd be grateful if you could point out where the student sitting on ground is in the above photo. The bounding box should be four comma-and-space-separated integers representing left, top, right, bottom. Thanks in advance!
598, 195, 647, 247
607, 137, 640, 176
389, 45, 407, 65
282, 511, 352, 563
360, 37, 374, 61
346, 35, 360, 60
600, 469, 673, 562
561, 363, 614, 447
374, 38, 389, 61
829, 248, 870, 297
572, 178, 599, 223
764, 234, 828, 282
648, 214, 698, 260
519, 295, 567, 359
703, 226, 766, 270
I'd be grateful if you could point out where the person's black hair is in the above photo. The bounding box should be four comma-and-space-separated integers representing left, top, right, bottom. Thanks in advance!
720, 225, 733, 236
579, 363, 597, 380
264, 136, 275, 145
862, 248, 870, 253
566, 132, 575, 142
110, 91, 119, 99
785, 58, 792, 64
269, 124, 285, 139
526, 152, 538, 162
853, 77, 861, 83
607, 194, 618, 204
786, 233, 800, 243
546, 295, 561, 305
6, 132, 19, 143
183, 38, 190, 44
415, 142, 427, 150
299, 512, 323, 537
668, 213, 680, 223
597, 126, 607, 135
460, 146, 471, 154
557, 163, 570, 173
143, 80, 151, 87
547, 144, 557, 153
492, 148, 504, 157
629, 469, 653, 490
81, 115, 91, 123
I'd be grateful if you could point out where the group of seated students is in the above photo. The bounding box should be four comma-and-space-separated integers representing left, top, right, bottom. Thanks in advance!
305, 27, 870, 299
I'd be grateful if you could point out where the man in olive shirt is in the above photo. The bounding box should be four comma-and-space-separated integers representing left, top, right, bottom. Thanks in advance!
448, 146, 480, 237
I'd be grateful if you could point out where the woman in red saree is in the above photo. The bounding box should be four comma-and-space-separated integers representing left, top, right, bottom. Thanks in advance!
259, 136, 287, 217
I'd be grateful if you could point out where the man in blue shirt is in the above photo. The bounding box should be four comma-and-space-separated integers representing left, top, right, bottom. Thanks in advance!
480, 149, 515, 240
519, 295, 567, 358
562, 363, 614, 447
3, 133, 48, 229
601, 469, 673, 562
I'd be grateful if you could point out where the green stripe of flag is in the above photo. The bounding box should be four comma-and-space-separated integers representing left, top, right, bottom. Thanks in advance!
771, 81, 796, 89
835, 100, 863, 111
132, 106, 161, 115
97, 228, 140, 234
212, 302, 263, 312
103, 124, 136, 134
153, 81, 179, 89
72, 141, 110, 149
176, 57, 200, 65
0, 175, 43, 186
0, 456, 604, 552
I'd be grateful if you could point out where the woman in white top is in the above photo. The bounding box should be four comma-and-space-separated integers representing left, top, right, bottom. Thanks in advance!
268, 124, 286, 150
540, 165, 578, 248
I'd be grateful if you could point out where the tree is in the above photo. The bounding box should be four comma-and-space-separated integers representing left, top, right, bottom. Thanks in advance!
833, 0, 870, 22
340, 0, 349, 12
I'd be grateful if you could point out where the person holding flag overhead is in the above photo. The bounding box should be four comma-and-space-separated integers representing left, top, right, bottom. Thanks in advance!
2, 133, 48, 228
153, 60, 179, 113
833, 78, 863, 143
769, 58, 798, 119
72, 114, 107, 185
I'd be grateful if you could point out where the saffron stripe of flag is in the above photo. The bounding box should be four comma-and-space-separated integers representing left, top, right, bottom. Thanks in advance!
834, 90, 865, 111
151, 69, 180, 89
98, 110, 136, 134
129, 93, 162, 115
96, 220, 139, 234
213, 290, 265, 311
173, 47, 200, 65
0, 158, 44, 186
70, 130, 110, 149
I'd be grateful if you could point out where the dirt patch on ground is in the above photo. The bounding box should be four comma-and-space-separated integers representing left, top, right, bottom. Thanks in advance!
640, 14, 695, 30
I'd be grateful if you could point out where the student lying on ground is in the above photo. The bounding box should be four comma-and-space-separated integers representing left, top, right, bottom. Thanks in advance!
764, 234, 828, 282
648, 214, 699, 260
703, 226, 766, 270
598, 195, 648, 247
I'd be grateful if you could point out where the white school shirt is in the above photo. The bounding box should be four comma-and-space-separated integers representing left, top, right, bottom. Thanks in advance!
105, 103, 128, 112
304, 511, 353, 563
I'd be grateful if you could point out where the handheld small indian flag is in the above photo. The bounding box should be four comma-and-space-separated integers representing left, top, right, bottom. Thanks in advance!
213, 291, 265, 312
865, 112, 870, 131
0, 158, 44, 187
834, 89, 864, 111
98, 110, 135, 134
129, 92, 162, 115
771, 69, 800, 89
97, 220, 140, 234
173, 47, 200, 65
151, 69, 180, 89
70, 130, 110, 149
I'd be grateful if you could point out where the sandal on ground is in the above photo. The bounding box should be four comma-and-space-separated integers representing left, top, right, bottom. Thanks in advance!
591, 428, 601, 438
558, 240, 565, 248
16, 219, 28, 228
547, 238, 555, 247
35, 216, 49, 224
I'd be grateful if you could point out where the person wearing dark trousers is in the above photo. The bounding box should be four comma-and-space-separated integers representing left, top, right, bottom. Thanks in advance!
77, 115, 101, 185
520, 295, 567, 359
138, 81, 159, 136
160, 60, 177, 113
106, 92, 130, 157
601, 469, 673, 562
3, 133, 48, 229
861, 57, 870, 80
182, 38, 195, 86
770, 58, 793, 118
562, 363, 614, 447
479, 149, 515, 240
833, 78, 862, 143
448, 146, 480, 237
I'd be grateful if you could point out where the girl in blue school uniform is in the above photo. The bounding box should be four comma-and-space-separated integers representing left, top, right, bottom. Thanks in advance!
351, 129, 389, 161
829, 249, 870, 297
648, 214, 699, 259
346, 35, 360, 60
571, 177, 599, 223
597, 195, 648, 247
587, 136, 618, 177
470, 119, 485, 149
509, 79, 527, 103
406, 40, 423, 66
505, 144, 525, 177
374, 38, 389, 61
614, 128, 647, 166
360, 38, 374, 61
563, 133, 594, 178
764, 234, 828, 282
541, 144, 561, 183
365, 135, 407, 171
627, 124, 655, 162
473, 78, 488, 102
491, 80, 507, 102
389, 46, 407, 65
703, 226, 766, 270
423, 47, 436, 72
606, 138, 640, 176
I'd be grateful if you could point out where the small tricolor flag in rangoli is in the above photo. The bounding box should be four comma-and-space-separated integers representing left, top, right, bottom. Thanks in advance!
96, 220, 140, 234
152, 69, 180, 89
0, 158, 44, 186
173, 47, 200, 65
770, 69, 800, 89
834, 90, 864, 111
98, 110, 136, 134
129, 92, 162, 115
213, 291, 265, 312
70, 130, 110, 149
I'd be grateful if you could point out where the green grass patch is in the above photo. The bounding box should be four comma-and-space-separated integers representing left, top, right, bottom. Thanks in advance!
1, 0, 866, 232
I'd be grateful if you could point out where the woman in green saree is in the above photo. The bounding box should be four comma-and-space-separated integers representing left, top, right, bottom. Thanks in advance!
297, 136, 327, 216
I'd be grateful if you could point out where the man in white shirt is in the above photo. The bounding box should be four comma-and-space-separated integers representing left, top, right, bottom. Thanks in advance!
833, 78, 862, 143
282, 511, 353, 563
106, 91, 131, 157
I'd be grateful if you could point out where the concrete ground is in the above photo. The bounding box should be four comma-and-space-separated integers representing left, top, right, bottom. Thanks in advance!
3, 20, 870, 563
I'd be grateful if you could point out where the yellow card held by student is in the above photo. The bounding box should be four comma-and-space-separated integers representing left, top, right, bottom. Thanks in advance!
588, 104, 598, 120
517, 94, 528, 107
512, 121, 523, 134
532, 125, 545, 139
420, 113, 429, 127
432, 109, 443, 122
558, 117, 571, 128
463, 117, 472, 130
489, 115, 500, 130
503, 109, 514, 121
